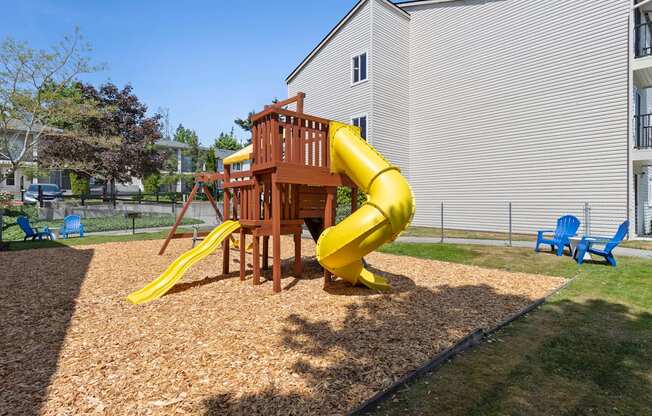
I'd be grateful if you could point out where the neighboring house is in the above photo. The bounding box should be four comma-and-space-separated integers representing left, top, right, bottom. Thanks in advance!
286, 0, 652, 237
0, 122, 52, 194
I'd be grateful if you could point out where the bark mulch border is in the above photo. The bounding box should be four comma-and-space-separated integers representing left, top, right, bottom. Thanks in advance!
348, 276, 578, 415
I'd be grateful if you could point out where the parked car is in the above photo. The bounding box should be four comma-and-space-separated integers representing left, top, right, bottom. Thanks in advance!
24, 184, 64, 204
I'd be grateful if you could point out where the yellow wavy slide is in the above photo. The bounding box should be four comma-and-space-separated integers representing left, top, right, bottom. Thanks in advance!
127, 220, 241, 304
316, 122, 415, 290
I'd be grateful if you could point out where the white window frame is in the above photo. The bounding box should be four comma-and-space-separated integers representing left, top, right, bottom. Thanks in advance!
351, 114, 368, 141
351, 51, 369, 86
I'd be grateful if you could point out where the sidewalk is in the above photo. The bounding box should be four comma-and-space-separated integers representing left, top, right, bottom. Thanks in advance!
71, 222, 215, 238
82, 226, 652, 260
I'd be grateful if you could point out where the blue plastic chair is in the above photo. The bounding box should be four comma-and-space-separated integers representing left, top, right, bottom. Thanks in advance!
59, 215, 85, 239
575, 220, 629, 266
535, 215, 581, 256
16, 216, 54, 241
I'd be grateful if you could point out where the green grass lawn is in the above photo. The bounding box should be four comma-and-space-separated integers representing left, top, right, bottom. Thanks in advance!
370, 243, 652, 415
403, 226, 536, 242
1, 206, 201, 241
404, 226, 652, 251
3, 228, 204, 251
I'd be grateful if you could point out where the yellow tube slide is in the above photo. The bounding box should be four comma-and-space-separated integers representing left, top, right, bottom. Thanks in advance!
127, 220, 241, 304
316, 122, 415, 290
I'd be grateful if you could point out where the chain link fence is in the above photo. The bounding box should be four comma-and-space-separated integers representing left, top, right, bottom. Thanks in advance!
408, 201, 629, 245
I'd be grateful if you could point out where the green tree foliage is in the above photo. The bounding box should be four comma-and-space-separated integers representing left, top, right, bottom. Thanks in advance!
39, 82, 165, 193
205, 147, 217, 172
337, 187, 366, 207
173, 124, 199, 145
0, 28, 101, 181
234, 111, 254, 134
234, 98, 279, 145
174, 124, 203, 172
204, 146, 220, 196
142, 173, 161, 194
215, 128, 242, 151
20, 165, 50, 181
69, 172, 90, 195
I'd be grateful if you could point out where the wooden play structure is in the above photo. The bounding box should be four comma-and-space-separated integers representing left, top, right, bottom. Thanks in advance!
158, 93, 359, 293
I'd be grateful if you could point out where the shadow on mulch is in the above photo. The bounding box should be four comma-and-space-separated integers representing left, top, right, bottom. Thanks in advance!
199, 278, 537, 415
0, 243, 94, 416
164, 255, 325, 296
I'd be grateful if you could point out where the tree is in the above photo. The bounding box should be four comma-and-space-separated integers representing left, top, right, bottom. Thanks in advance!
234, 98, 278, 144
0, 28, 101, 181
39, 82, 165, 193
204, 146, 218, 195
142, 173, 161, 194
173, 124, 203, 171
205, 146, 217, 172
173, 123, 198, 145
215, 128, 242, 151
234, 111, 255, 134
69, 172, 90, 195
157, 107, 171, 140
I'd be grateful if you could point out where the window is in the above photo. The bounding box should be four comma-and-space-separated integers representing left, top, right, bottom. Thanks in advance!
352, 52, 367, 85
649, 173, 652, 207
352, 115, 367, 140
5, 170, 15, 186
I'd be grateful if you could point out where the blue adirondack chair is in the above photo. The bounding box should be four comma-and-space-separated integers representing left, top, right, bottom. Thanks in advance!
535, 215, 581, 256
575, 220, 629, 266
59, 215, 85, 239
16, 216, 54, 241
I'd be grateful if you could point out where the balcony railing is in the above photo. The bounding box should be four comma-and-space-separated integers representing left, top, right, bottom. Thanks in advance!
635, 22, 652, 58
635, 113, 652, 149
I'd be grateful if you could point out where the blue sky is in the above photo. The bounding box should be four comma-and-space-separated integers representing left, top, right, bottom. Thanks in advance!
3, 0, 357, 145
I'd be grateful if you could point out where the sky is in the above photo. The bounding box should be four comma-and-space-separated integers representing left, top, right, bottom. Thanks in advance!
3, 0, 357, 145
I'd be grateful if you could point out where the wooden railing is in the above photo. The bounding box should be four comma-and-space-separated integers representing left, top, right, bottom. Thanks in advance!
228, 175, 300, 222
250, 94, 331, 170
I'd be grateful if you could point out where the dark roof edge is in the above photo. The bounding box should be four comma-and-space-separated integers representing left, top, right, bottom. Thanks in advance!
285, 0, 410, 83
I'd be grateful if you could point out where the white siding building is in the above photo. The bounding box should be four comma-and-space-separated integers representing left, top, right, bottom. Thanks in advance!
287, 0, 652, 237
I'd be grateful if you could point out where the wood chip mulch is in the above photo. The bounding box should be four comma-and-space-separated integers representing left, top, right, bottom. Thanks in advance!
0, 237, 566, 415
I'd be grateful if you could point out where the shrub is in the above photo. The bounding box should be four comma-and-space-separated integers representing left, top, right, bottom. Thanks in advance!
337, 187, 366, 207
143, 173, 161, 194
69, 172, 90, 196
0, 191, 14, 209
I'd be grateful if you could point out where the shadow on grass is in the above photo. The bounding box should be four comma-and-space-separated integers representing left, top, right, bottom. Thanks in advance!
0, 242, 93, 415
199, 271, 546, 415
371, 299, 652, 416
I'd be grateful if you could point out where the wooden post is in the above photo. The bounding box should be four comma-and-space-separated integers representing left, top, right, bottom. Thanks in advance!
252, 174, 261, 285
158, 183, 199, 255
232, 189, 239, 220
262, 236, 269, 270
296, 92, 305, 114
203, 185, 224, 221
351, 187, 358, 213
223, 166, 231, 275
239, 228, 246, 281
272, 179, 282, 293
293, 231, 302, 278
253, 235, 261, 285
323, 187, 336, 288
271, 114, 280, 163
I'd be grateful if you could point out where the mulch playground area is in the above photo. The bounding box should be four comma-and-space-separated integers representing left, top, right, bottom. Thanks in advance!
1, 237, 566, 415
